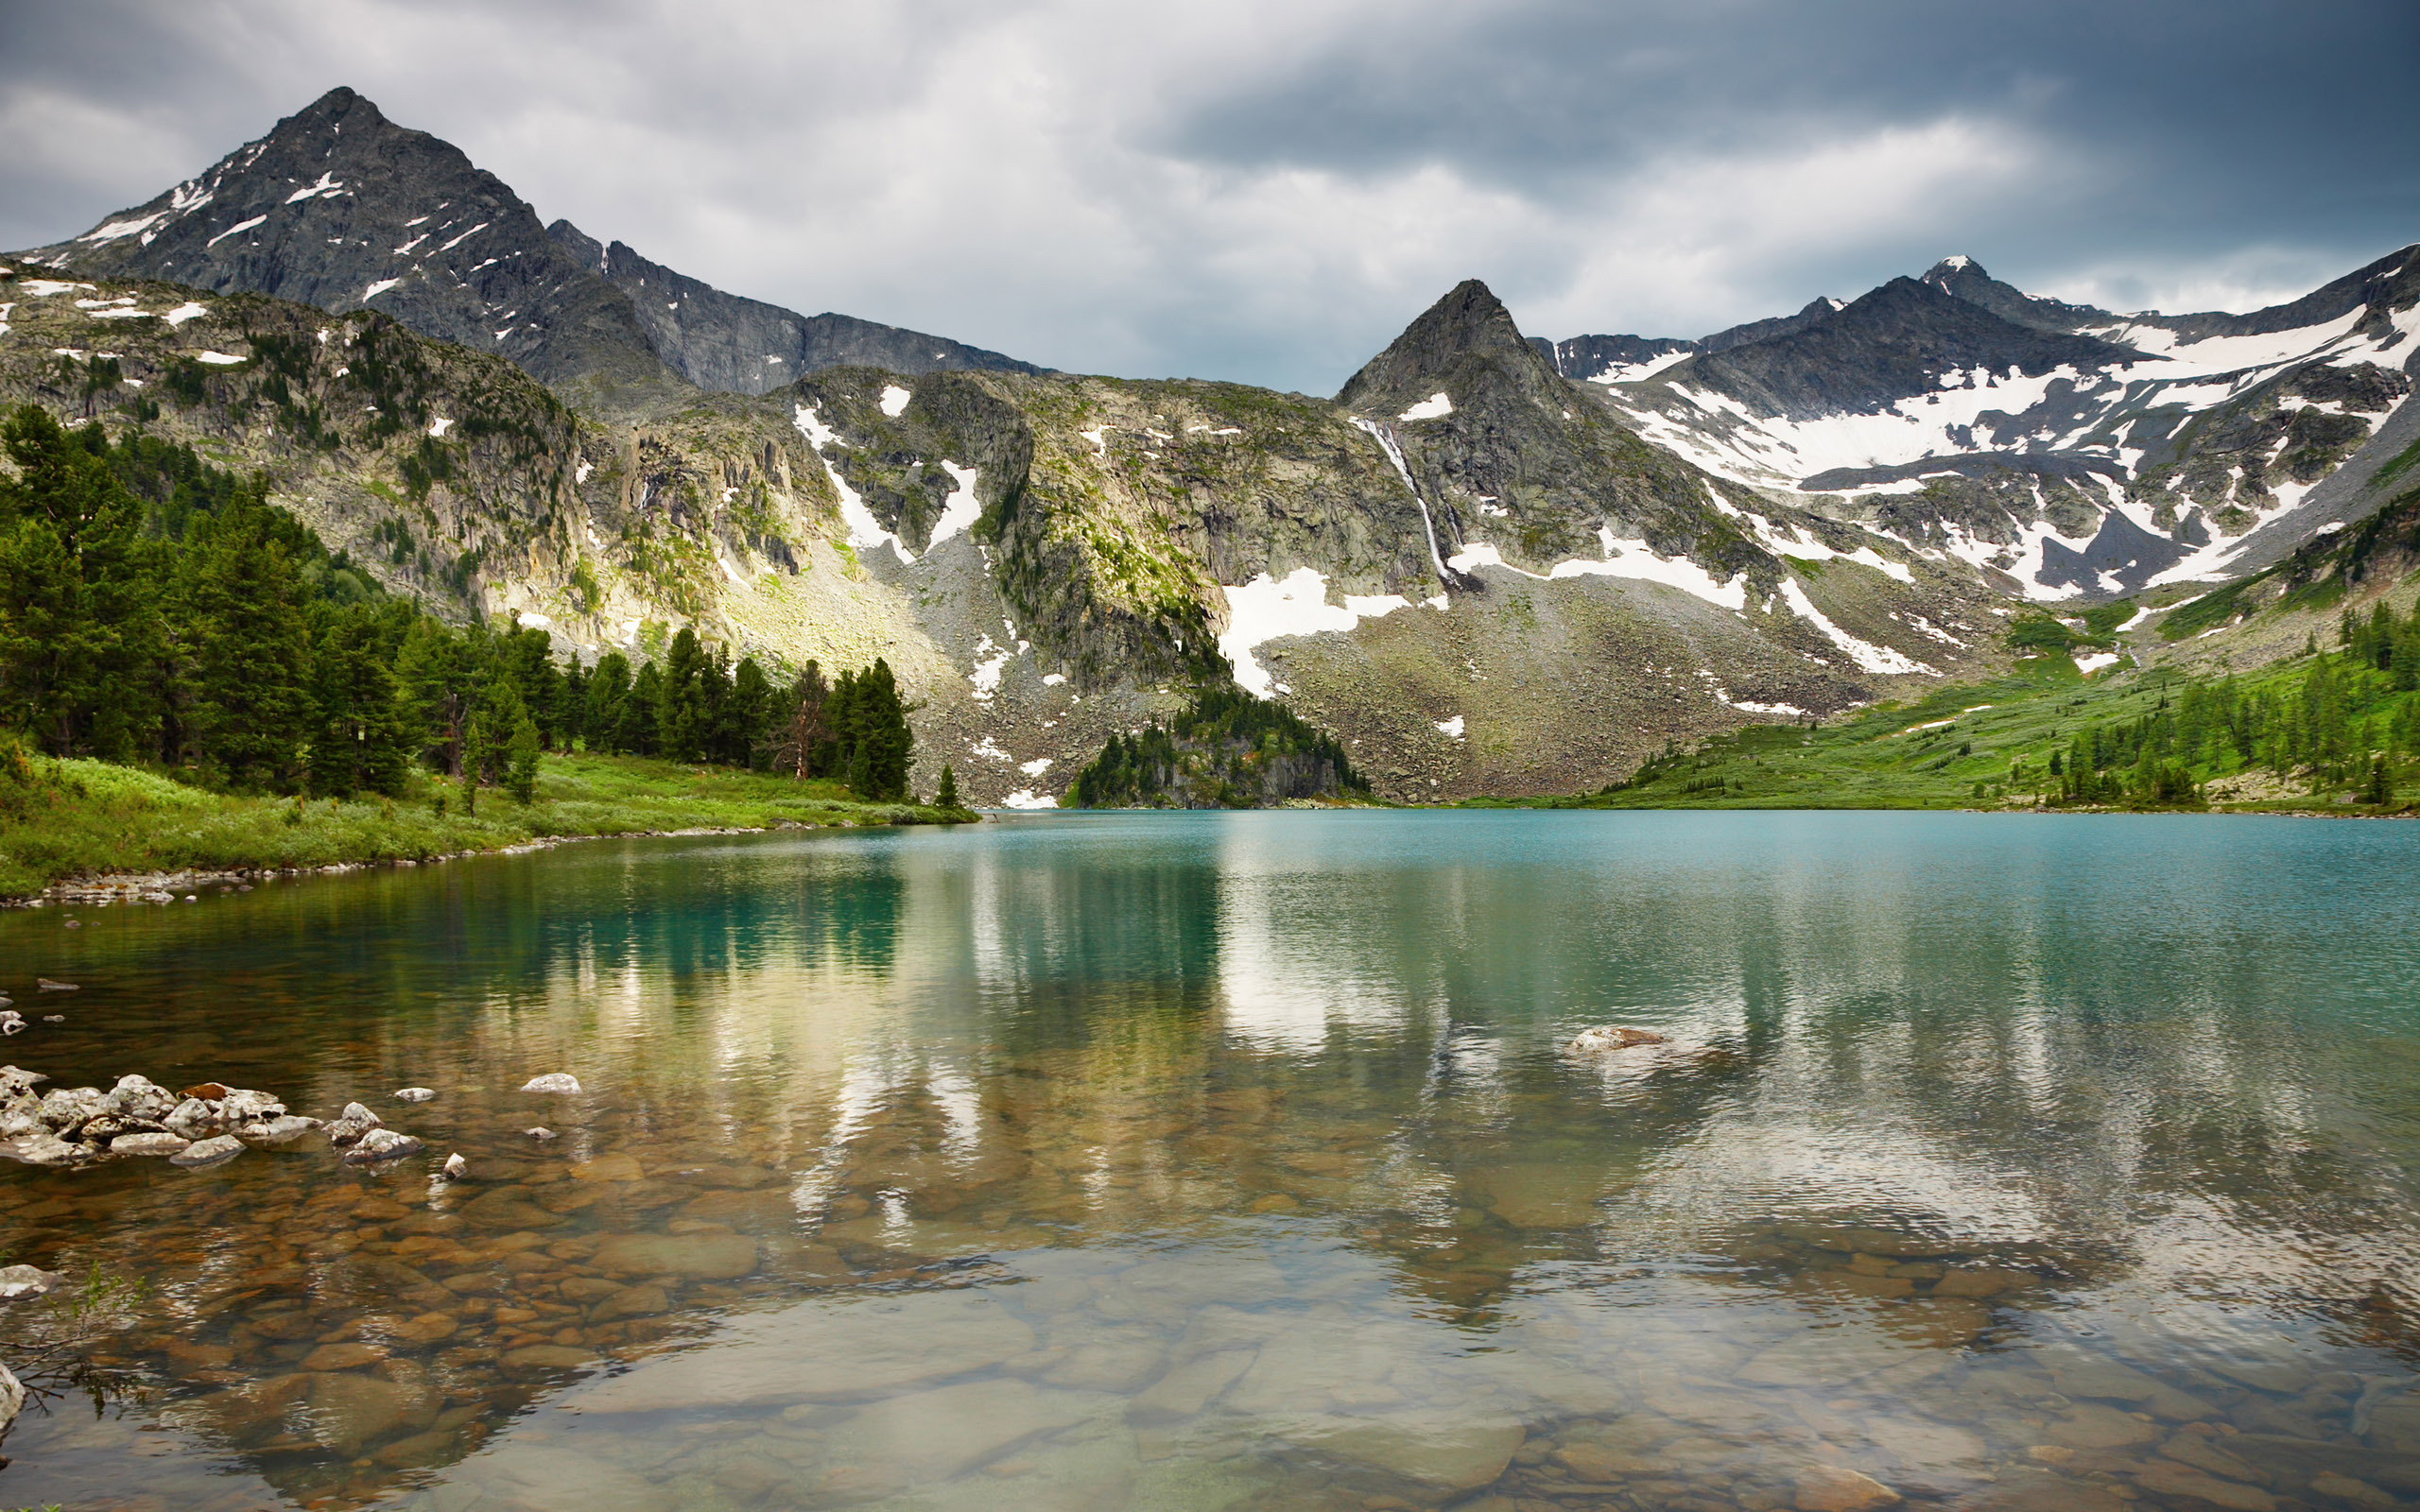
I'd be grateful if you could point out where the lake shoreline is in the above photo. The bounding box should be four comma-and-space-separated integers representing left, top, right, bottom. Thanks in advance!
0, 751, 980, 904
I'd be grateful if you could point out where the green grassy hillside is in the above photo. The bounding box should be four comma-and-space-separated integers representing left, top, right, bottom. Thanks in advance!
1472, 623, 2420, 815
0, 750, 972, 900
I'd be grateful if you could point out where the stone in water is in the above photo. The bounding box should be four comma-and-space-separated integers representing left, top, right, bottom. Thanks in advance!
343, 1127, 424, 1164
1568, 1025, 1668, 1053
393, 1087, 436, 1103
35, 979, 77, 991
0, 1264, 65, 1301
522, 1074, 581, 1093
440, 1152, 467, 1181
170, 1134, 246, 1169
525, 1126, 557, 1141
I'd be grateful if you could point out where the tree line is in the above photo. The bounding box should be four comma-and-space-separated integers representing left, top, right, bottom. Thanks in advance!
2044, 603, 2420, 806
0, 406, 923, 802
1068, 686, 1365, 808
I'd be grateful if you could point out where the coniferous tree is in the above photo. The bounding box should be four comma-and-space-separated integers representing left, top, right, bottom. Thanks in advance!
507, 713, 542, 804
0, 407, 164, 757
936, 764, 959, 809
618, 662, 664, 756
181, 482, 313, 787
307, 603, 409, 797
657, 627, 714, 761
585, 653, 633, 752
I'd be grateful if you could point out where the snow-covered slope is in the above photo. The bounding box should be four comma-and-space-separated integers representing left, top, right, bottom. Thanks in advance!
1564, 249, 2420, 600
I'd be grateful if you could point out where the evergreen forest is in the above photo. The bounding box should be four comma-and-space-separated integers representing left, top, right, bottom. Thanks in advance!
1068, 686, 1368, 808
0, 406, 920, 803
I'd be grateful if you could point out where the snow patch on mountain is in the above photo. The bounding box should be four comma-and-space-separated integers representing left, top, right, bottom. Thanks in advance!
1219, 568, 1410, 697
794, 404, 916, 564
928, 461, 983, 547
1779, 580, 1935, 676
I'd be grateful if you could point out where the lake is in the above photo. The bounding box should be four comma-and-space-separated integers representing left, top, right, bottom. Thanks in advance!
2, 810, 2417, 1511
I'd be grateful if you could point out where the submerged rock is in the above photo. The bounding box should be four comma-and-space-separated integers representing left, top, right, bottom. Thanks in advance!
525, 1126, 558, 1141
1567, 1025, 1668, 1053
591, 1231, 759, 1280
522, 1073, 581, 1094
1794, 1465, 1902, 1512
171, 1134, 246, 1168
35, 978, 77, 991
393, 1087, 436, 1103
439, 1152, 467, 1181
344, 1128, 424, 1164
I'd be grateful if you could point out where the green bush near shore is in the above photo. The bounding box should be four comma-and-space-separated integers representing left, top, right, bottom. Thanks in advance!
0, 749, 976, 899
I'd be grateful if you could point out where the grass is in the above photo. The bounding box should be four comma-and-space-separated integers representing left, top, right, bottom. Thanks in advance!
1459, 649, 2410, 815
0, 752, 977, 900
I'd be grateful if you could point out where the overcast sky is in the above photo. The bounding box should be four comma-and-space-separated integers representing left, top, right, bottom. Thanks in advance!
5, 0, 2415, 392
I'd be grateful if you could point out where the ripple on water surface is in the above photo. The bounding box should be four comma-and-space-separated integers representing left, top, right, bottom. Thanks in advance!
0, 811, 2416, 1509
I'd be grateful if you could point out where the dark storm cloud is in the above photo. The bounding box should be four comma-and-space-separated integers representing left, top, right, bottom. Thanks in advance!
2, 0, 2413, 392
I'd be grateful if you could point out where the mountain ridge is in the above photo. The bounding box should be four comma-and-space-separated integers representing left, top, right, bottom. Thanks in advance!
14, 87, 1041, 407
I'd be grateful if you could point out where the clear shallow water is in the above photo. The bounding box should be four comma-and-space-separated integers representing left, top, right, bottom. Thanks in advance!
1, 811, 2417, 1511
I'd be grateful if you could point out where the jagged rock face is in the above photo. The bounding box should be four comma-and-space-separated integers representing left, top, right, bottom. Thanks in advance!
15, 88, 679, 395
1338, 279, 1765, 584
1533, 333, 1693, 382
1673, 278, 2142, 422
550, 222, 1043, 396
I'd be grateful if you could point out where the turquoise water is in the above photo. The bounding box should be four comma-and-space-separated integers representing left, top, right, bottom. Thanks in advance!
1, 811, 2417, 1509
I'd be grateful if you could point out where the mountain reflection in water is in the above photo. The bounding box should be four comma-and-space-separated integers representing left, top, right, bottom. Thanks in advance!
0, 811, 2415, 1510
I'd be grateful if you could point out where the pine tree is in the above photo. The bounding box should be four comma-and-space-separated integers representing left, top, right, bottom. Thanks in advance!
307, 604, 408, 798
459, 712, 484, 815
507, 713, 542, 804
0, 406, 164, 757
585, 652, 633, 752
617, 662, 663, 756
936, 764, 959, 809
656, 627, 715, 761
181, 481, 313, 788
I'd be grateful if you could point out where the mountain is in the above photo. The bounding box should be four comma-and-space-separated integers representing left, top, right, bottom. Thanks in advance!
1, 259, 1996, 804
12, 88, 1036, 405
546, 223, 1040, 395
15, 86, 2418, 803
1551, 249, 2420, 601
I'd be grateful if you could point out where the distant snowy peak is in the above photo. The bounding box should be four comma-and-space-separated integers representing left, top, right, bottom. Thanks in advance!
1572, 245, 2420, 603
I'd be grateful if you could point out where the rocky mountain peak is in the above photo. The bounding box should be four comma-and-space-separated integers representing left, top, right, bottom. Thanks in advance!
1335, 279, 1559, 412
12, 88, 1038, 406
